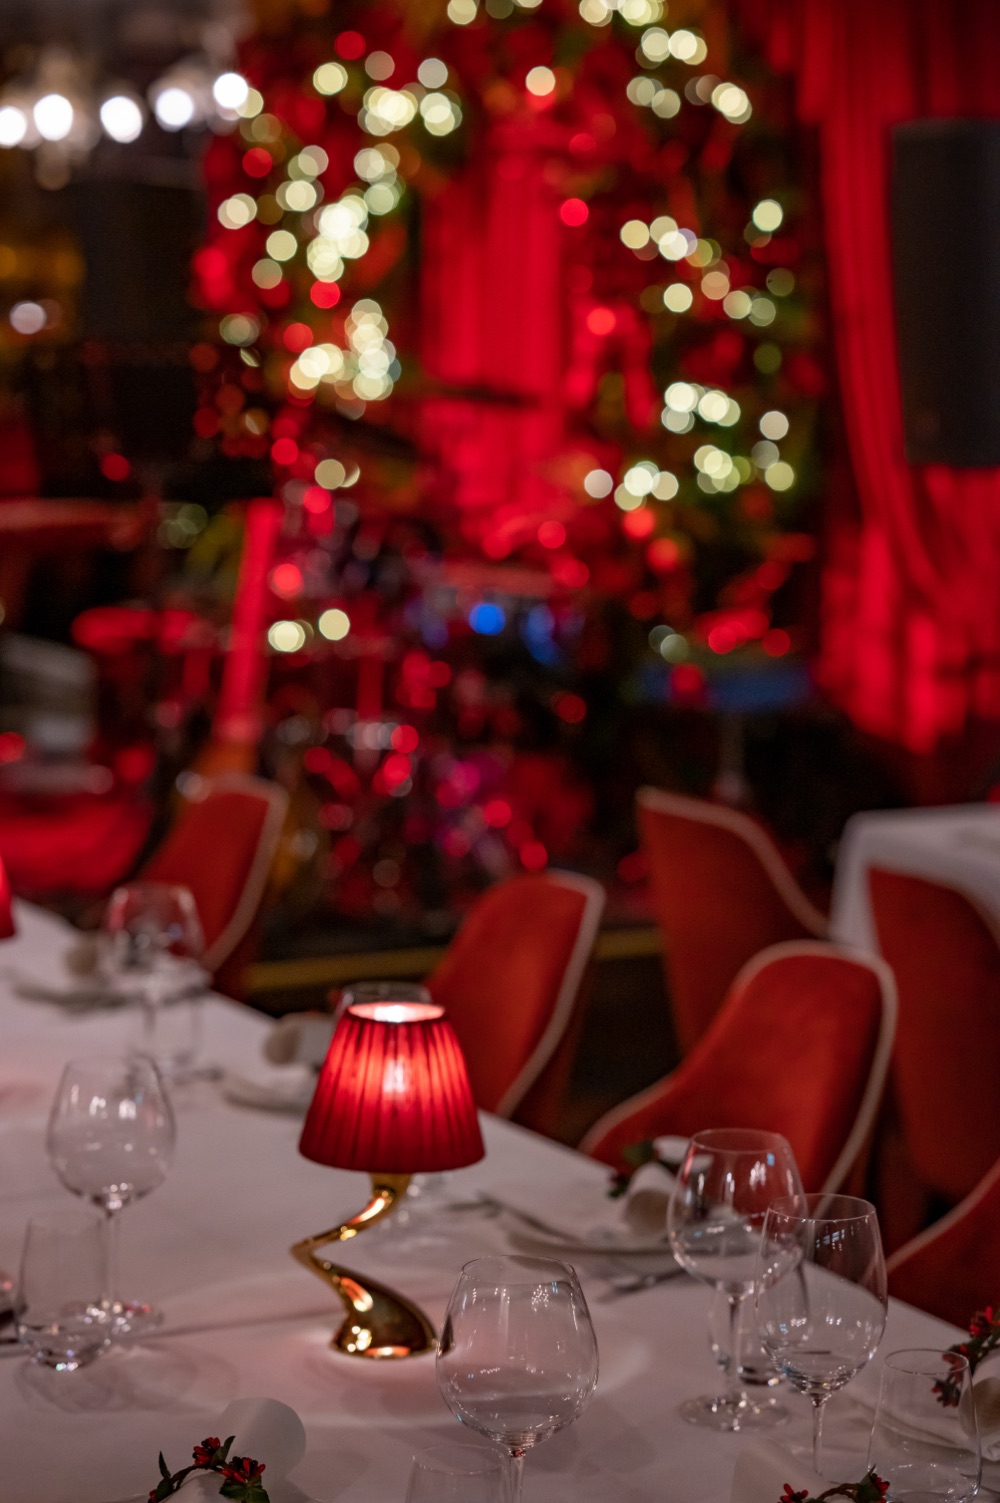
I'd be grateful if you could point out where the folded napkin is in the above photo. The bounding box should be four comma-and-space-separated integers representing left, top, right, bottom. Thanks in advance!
162, 1397, 307, 1501
730, 1437, 827, 1503
264, 1012, 334, 1068
221, 1063, 316, 1113
103, 1399, 309, 1503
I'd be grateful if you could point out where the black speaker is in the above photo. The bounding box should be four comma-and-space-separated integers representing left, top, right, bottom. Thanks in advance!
890, 119, 1000, 467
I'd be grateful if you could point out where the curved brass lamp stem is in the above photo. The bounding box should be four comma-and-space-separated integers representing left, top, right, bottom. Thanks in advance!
290, 1172, 437, 1358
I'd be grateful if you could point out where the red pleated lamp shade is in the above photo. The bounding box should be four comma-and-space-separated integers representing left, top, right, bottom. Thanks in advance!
299, 999, 485, 1174
0, 854, 15, 941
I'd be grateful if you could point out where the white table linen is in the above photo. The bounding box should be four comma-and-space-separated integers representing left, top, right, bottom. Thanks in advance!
0, 901, 974, 1503
831, 803, 1000, 953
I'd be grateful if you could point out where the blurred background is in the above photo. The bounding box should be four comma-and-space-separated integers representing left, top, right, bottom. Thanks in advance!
1, 0, 996, 1119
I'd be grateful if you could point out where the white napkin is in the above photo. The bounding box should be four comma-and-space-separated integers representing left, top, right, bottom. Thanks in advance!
730, 1437, 826, 1503
178, 1398, 307, 1498
264, 1013, 334, 1067
221, 1063, 316, 1113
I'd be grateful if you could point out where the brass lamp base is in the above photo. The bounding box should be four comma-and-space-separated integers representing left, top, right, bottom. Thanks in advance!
291, 1172, 437, 1358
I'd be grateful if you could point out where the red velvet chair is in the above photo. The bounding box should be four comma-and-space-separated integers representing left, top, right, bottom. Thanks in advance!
426, 870, 604, 1135
637, 788, 828, 1054
868, 866, 1000, 1245
887, 1153, 1000, 1327
140, 774, 288, 997
0, 851, 14, 939
579, 941, 896, 1193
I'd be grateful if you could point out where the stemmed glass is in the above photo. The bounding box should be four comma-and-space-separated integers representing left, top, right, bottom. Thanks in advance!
102, 882, 206, 1080
437, 1254, 599, 1503
755, 1193, 888, 1477
667, 1127, 803, 1431
46, 1054, 176, 1336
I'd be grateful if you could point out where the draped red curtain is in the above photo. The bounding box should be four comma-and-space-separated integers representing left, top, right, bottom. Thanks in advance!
737, 0, 1000, 754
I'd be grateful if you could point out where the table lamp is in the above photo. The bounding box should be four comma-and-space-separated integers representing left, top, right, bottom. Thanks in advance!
292, 995, 484, 1359
0, 854, 14, 941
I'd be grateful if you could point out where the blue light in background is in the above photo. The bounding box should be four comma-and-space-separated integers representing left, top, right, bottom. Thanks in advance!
522, 603, 560, 665
469, 602, 506, 635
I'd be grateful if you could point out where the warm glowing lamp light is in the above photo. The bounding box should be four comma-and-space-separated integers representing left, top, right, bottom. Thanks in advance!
292, 998, 483, 1359
0, 854, 15, 941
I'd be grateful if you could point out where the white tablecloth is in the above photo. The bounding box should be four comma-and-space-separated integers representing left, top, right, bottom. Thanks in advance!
0, 902, 966, 1503
831, 803, 1000, 953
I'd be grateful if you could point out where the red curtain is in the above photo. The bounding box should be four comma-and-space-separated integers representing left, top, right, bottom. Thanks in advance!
738, 0, 1000, 753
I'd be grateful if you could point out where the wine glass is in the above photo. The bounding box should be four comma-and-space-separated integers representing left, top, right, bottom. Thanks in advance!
755, 1193, 888, 1477
46, 1054, 176, 1336
667, 1127, 803, 1431
867, 1349, 981, 1503
437, 1254, 599, 1503
102, 882, 206, 1080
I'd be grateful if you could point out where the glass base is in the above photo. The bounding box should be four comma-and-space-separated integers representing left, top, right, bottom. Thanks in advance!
108, 1300, 164, 1338
679, 1392, 789, 1431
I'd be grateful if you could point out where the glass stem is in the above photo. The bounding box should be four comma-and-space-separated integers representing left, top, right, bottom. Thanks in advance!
811, 1393, 827, 1476
100, 1205, 121, 1313
726, 1292, 747, 1409
506, 1448, 526, 1503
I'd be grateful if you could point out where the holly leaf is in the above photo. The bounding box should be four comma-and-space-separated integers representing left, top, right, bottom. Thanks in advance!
854, 1470, 889, 1503
217, 1436, 236, 1464
152, 1480, 176, 1502
219, 1480, 270, 1502
158, 1454, 172, 1480
622, 1139, 657, 1168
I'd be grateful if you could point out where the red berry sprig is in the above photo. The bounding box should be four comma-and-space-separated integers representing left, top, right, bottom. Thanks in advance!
148, 1435, 269, 1502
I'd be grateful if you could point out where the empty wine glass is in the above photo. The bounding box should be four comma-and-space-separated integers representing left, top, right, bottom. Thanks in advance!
867, 1349, 981, 1503
667, 1127, 803, 1431
46, 1054, 176, 1336
437, 1254, 599, 1503
102, 882, 206, 1080
405, 1444, 506, 1503
755, 1193, 888, 1477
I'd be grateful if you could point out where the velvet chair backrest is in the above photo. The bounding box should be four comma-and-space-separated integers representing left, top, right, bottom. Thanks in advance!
579, 941, 896, 1194
0, 851, 14, 939
426, 871, 604, 1122
637, 788, 828, 1055
887, 1153, 1000, 1327
868, 866, 1000, 1204
141, 774, 287, 984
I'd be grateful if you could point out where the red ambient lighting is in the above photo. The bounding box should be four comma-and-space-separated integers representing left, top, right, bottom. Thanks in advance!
334, 30, 365, 59
298, 1000, 484, 1173
100, 453, 130, 482
310, 283, 341, 309
271, 562, 303, 597
586, 307, 616, 336
560, 198, 589, 227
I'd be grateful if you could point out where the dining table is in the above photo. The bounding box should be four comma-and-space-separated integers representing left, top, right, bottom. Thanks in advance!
0, 901, 972, 1503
